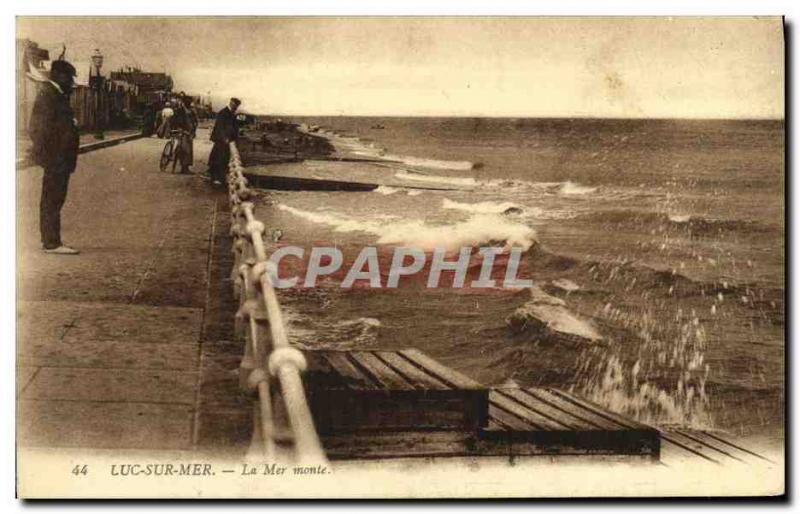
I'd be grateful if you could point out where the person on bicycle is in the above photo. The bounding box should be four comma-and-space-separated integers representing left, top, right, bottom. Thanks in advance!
171, 93, 196, 174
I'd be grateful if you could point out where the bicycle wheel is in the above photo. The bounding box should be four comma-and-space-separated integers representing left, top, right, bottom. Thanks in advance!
171, 144, 180, 173
160, 141, 173, 172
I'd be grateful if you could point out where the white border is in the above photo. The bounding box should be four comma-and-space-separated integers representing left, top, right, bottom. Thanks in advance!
3, 1, 794, 511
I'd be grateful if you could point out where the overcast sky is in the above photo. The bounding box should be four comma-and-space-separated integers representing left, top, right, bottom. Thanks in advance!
17, 16, 784, 118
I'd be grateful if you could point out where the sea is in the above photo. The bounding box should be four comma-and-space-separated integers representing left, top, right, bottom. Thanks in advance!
258, 116, 785, 444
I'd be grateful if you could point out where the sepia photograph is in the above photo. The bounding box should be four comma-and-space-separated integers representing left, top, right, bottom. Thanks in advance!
14, 15, 785, 499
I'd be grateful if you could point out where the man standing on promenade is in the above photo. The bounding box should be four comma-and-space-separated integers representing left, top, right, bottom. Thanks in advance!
207, 97, 241, 186
28, 59, 80, 255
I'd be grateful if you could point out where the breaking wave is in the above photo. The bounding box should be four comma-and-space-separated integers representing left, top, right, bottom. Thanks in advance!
440, 198, 573, 220
374, 185, 401, 195
442, 198, 522, 214
394, 171, 477, 187
386, 154, 475, 171
277, 204, 537, 250
559, 181, 598, 196
481, 178, 601, 197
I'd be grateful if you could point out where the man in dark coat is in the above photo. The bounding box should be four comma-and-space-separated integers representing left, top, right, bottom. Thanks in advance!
171, 93, 198, 174
29, 59, 80, 254
207, 97, 241, 185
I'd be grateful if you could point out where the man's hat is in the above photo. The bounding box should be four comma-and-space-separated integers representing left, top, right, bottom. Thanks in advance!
50, 60, 77, 77
230, 97, 242, 106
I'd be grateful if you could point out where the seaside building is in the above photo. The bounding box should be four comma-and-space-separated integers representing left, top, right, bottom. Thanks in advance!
16, 39, 181, 133
109, 67, 174, 115
16, 39, 49, 133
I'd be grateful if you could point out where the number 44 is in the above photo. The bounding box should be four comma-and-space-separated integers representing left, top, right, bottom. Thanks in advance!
71, 464, 88, 476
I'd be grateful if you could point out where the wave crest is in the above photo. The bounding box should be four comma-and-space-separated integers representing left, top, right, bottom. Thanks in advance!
277, 204, 537, 250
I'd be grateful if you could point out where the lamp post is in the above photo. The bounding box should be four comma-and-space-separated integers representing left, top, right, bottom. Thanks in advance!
91, 48, 105, 140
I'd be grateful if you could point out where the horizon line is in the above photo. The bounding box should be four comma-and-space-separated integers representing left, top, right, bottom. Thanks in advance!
243, 113, 785, 122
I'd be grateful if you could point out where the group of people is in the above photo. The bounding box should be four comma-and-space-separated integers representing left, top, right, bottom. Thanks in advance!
28, 55, 244, 255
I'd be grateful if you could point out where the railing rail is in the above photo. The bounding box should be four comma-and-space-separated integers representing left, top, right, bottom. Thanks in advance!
227, 141, 327, 464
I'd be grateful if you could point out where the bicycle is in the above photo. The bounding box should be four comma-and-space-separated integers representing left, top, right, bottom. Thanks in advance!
159, 129, 188, 173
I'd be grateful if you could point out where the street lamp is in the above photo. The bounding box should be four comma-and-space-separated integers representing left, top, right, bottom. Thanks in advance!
91, 49, 105, 140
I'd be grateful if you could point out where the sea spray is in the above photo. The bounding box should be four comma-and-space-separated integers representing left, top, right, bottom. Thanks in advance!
573, 303, 712, 428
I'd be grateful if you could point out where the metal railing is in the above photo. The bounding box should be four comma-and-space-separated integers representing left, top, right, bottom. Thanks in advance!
227, 141, 327, 464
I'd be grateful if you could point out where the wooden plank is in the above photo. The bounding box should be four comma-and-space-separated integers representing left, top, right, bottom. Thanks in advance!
688, 430, 773, 464
306, 351, 330, 373
399, 349, 484, 390
487, 404, 538, 431
489, 391, 566, 431
484, 420, 506, 432
351, 352, 414, 390
322, 352, 372, 390
500, 388, 588, 431
660, 435, 711, 464
305, 351, 341, 386
312, 393, 473, 433
523, 388, 626, 430
308, 350, 488, 432
546, 388, 652, 430
660, 432, 722, 465
375, 351, 449, 390
669, 430, 746, 464
322, 431, 472, 460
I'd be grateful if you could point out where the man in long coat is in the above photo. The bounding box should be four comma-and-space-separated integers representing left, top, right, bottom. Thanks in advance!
170, 94, 197, 174
207, 97, 241, 185
29, 59, 81, 254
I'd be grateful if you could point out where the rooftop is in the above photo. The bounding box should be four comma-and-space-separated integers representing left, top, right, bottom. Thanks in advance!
109, 69, 173, 90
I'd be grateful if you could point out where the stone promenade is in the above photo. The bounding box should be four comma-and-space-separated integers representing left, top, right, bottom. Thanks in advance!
16, 130, 250, 456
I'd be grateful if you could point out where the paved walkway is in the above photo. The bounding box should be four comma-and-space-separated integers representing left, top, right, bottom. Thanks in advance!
16, 131, 248, 454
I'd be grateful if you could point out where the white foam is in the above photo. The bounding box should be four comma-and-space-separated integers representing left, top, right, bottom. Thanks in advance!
484, 178, 562, 190
481, 178, 599, 198
559, 181, 598, 195
374, 185, 401, 195
338, 317, 382, 328
353, 149, 385, 157
443, 198, 571, 221
669, 213, 692, 223
552, 278, 581, 291
442, 198, 521, 214
394, 171, 477, 187
277, 204, 537, 251
386, 154, 474, 171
